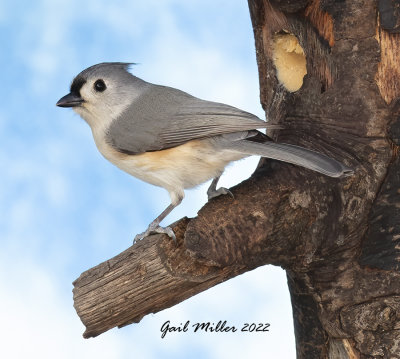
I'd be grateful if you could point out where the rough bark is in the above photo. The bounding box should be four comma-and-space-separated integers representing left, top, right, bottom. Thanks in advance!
73, 1, 400, 357
247, 0, 400, 357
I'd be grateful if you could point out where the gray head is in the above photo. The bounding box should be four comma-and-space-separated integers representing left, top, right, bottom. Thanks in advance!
56, 62, 147, 127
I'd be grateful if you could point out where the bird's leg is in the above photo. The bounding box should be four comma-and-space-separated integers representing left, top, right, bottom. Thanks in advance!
134, 194, 183, 243
207, 175, 234, 200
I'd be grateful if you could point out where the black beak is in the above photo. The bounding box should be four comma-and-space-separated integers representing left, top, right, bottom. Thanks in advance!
56, 93, 84, 108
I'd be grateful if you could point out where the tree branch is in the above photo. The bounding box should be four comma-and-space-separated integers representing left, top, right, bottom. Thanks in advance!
73, 160, 350, 338
73, 216, 248, 338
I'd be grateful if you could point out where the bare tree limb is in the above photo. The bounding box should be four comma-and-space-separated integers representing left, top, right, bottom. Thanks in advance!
73, 216, 248, 338
74, 163, 328, 338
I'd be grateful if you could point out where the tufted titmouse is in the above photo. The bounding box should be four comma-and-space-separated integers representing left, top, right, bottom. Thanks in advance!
57, 62, 352, 242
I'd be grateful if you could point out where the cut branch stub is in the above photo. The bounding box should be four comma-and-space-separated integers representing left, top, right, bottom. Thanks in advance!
73, 218, 248, 338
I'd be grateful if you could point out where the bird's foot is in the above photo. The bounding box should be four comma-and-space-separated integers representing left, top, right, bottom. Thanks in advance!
207, 187, 234, 200
133, 224, 176, 244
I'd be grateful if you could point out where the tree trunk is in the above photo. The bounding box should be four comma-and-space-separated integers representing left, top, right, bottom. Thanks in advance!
247, 0, 400, 357
73, 0, 400, 357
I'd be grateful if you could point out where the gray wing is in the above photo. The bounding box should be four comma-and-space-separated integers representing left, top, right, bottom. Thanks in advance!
106, 84, 272, 154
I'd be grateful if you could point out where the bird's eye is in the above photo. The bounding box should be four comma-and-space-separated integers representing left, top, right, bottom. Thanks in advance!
94, 79, 106, 92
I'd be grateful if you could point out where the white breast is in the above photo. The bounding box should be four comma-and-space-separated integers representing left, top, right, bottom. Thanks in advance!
92, 134, 247, 195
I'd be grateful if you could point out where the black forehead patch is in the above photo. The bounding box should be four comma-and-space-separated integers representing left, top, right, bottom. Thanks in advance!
70, 76, 87, 96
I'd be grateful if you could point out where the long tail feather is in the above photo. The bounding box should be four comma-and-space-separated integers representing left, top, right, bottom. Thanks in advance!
227, 140, 353, 178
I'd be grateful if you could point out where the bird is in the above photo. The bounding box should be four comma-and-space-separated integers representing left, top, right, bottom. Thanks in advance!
56, 62, 353, 242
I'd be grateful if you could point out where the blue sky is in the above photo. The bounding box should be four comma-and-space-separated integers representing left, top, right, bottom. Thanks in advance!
0, 0, 295, 357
